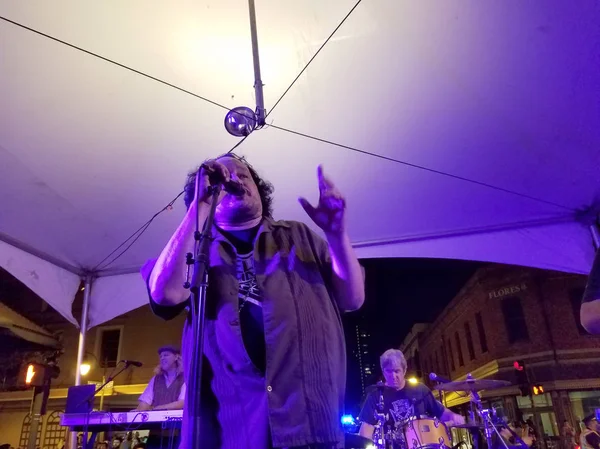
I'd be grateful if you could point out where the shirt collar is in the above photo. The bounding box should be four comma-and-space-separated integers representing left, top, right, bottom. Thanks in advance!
212, 216, 290, 245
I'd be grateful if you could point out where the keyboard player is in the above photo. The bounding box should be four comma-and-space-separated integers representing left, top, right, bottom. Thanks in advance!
136, 345, 185, 448
136, 345, 185, 411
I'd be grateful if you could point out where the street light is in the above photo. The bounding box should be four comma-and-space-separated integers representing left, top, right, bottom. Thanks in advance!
78, 352, 107, 411
79, 352, 97, 377
79, 362, 91, 376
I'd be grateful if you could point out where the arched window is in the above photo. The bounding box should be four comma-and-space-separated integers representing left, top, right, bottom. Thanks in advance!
43, 410, 67, 448
19, 412, 42, 448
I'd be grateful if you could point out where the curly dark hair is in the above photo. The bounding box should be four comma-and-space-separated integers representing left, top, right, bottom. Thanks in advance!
183, 153, 274, 218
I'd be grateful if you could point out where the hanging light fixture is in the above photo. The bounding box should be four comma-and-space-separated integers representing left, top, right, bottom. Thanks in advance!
224, 107, 259, 137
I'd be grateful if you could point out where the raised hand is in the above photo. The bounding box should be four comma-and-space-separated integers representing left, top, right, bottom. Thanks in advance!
299, 165, 346, 236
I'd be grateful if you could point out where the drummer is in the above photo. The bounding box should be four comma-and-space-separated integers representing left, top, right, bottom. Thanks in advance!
359, 349, 465, 442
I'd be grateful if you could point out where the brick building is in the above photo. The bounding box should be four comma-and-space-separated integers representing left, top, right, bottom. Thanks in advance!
410, 264, 600, 445
400, 322, 429, 379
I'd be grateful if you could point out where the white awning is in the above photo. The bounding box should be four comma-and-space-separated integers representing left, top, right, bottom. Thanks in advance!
0, 1, 598, 327
0, 301, 60, 348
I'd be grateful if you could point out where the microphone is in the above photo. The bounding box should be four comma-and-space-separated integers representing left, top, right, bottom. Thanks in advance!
200, 164, 245, 196
122, 360, 143, 367
429, 372, 451, 383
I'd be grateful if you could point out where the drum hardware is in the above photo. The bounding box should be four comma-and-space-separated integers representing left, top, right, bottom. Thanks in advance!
432, 377, 511, 393
372, 382, 396, 449
432, 373, 530, 449
367, 373, 527, 449
448, 374, 529, 449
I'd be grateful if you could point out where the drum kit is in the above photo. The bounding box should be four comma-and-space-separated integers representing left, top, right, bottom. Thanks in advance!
348, 374, 530, 449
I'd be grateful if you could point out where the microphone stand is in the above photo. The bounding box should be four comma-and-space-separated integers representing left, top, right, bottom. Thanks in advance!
77, 361, 133, 410
186, 184, 222, 449
76, 361, 135, 449
374, 382, 389, 449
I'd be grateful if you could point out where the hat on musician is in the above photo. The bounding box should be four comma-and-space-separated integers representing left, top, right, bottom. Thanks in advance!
158, 345, 180, 355
583, 414, 598, 427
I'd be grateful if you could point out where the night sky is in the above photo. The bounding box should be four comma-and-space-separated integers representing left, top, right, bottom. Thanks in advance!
342, 257, 482, 412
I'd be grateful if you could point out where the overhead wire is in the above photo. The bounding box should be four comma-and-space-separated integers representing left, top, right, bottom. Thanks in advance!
93, 191, 185, 271
266, 123, 574, 212
0, 15, 231, 112
94, 134, 250, 270
265, 0, 364, 119
0, 5, 574, 272
0, 15, 255, 270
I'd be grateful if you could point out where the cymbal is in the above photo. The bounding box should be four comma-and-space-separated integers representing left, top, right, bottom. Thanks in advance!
433, 379, 511, 392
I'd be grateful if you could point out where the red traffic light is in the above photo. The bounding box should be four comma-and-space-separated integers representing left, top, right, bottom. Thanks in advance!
25, 364, 35, 385
23, 363, 58, 387
24, 363, 46, 387
513, 360, 524, 371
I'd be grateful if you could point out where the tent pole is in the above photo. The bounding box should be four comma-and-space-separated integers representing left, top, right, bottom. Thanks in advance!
69, 275, 93, 449
248, 0, 266, 125
75, 275, 92, 386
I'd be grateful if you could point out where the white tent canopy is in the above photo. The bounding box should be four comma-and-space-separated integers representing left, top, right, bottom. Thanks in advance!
0, 1, 599, 328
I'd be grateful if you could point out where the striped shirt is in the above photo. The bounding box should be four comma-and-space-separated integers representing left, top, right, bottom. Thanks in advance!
142, 217, 346, 449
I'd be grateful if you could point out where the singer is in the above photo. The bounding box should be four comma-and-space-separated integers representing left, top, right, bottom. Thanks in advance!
358, 349, 464, 446
141, 153, 365, 449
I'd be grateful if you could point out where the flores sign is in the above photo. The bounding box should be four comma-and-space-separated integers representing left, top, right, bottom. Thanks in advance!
489, 283, 527, 299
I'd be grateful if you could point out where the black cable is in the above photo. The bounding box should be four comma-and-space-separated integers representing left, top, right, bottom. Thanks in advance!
94, 133, 251, 271
226, 134, 250, 154
4, 10, 574, 260
265, 0, 364, 118
267, 123, 574, 212
93, 191, 184, 271
0, 15, 231, 112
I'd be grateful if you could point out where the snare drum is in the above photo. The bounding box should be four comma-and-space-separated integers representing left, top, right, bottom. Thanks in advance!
402, 417, 452, 449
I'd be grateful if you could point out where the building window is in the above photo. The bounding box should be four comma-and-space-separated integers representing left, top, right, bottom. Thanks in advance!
500, 296, 529, 343
446, 339, 455, 371
97, 327, 122, 368
454, 332, 464, 367
475, 312, 488, 353
569, 287, 587, 335
464, 322, 476, 360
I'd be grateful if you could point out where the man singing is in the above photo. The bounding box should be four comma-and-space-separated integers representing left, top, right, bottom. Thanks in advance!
581, 247, 600, 334
142, 153, 365, 449
358, 349, 464, 446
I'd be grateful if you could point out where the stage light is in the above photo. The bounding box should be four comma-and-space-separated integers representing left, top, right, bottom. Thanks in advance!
341, 414, 355, 425
224, 107, 258, 137
407, 377, 418, 385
